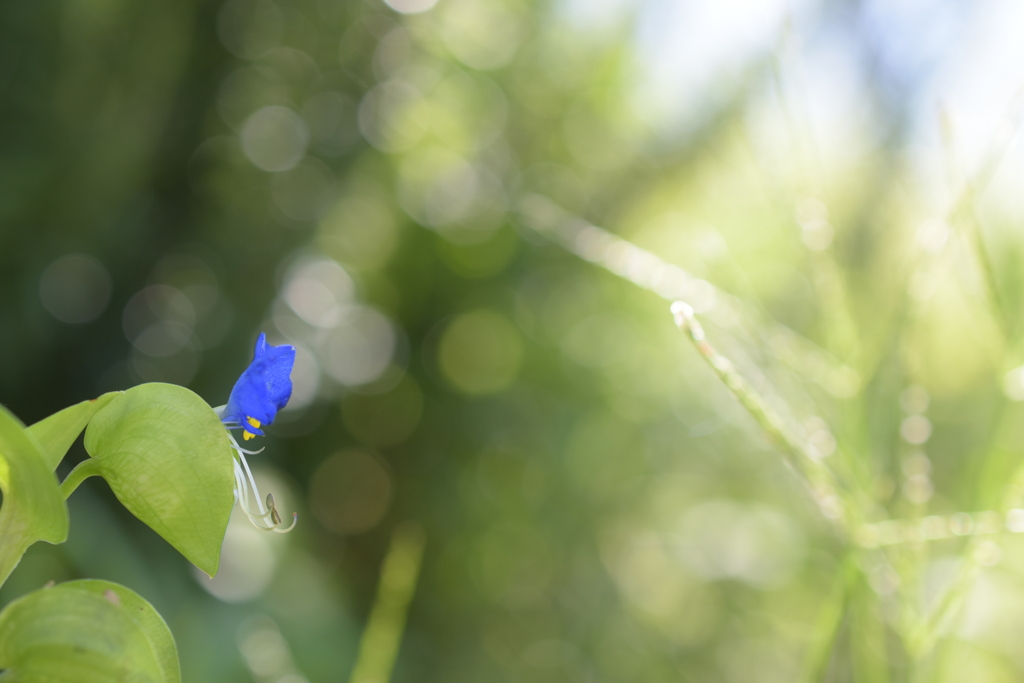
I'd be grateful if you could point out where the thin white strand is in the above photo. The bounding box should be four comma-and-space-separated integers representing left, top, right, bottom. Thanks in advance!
233, 454, 274, 524
233, 461, 256, 519
224, 421, 296, 532
233, 458, 274, 523
237, 452, 267, 515
271, 514, 299, 533
233, 460, 249, 511
225, 430, 267, 456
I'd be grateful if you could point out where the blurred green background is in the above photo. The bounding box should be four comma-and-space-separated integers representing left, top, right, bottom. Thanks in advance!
6, 0, 1024, 680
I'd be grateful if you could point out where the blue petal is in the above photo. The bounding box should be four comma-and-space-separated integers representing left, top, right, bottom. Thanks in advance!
223, 333, 296, 430
254, 332, 269, 359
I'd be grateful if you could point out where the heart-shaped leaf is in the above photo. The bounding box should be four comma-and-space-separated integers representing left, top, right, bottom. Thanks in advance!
0, 404, 68, 587
26, 392, 121, 471
0, 580, 180, 683
83, 383, 235, 576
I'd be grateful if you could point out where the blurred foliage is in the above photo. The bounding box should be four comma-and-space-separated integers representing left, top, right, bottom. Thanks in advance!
5, 0, 1024, 681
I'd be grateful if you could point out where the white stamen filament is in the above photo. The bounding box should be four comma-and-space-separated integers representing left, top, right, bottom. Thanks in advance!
221, 412, 297, 533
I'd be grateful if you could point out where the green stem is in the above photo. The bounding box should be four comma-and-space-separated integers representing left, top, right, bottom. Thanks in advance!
60, 459, 102, 499
348, 522, 426, 683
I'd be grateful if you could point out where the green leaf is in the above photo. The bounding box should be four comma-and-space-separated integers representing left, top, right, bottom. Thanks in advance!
0, 580, 180, 683
83, 383, 235, 577
63, 580, 181, 683
26, 392, 121, 471
0, 404, 69, 588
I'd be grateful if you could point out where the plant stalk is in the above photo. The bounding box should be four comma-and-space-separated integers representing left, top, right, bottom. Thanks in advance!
59, 459, 102, 500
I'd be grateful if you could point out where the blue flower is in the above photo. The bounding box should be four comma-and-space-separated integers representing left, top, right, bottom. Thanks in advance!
215, 332, 297, 533
221, 333, 296, 441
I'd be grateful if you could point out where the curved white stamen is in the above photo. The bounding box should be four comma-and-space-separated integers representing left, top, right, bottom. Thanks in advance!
238, 450, 266, 515
224, 426, 296, 532
271, 513, 298, 533
232, 458, 272, 520
233, 460, 275, 526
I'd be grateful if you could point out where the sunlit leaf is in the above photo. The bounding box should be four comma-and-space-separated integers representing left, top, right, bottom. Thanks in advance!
0, 404, 68, 587
83, 383, 235, 576
26, 392, 122, 471
0, 580, 179, 683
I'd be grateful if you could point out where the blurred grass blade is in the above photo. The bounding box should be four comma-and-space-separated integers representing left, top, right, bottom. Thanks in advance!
515, 193, 861, 398
671, 300, 858, 530
946, 90, 1024, 336
0, 580, 179, 682
0, 403, 69, 588
914, 452, 1024, 653
911, 95, 1024, 644
800, 558, 853, 683
849, 575, 891, 683
26, 392, 121, 471
348, 522, 426, 683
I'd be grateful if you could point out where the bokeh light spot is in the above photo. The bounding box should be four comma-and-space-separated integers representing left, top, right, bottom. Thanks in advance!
39, 254, 112, 324
131, 320, 193, 357
429, 71, 509, 151
397, 147, 507, 243
472, 523, 554, 608
121, 284, 202, 384
358, 81, 426, 153
238, 622, 290, 676
560, 312, 635, 368
382, 0, 439, 15
241, 106, 309, 172
193, 520, 276, 602
565, 412, 646, 499
271, 159, 337, 221
310, 449, 393, 534
318, 189, 400, 270
217, 0, 283, 59
216, 66, 285, 130
322, 305, 396, 386
123, 285, 196, 347
670, 500, 805, 587
900, 385, 931, 414
302, 91, 358, 155
438, 309, 523, 395
435, 224, 518, 278
900, 415, 933, 445
280, 344, 320, 413
283, 255, 355, 328
440, 0, 524, 70
341, 374, 423, 447
600, 530, 720, 642
1004, 366, 1024, 401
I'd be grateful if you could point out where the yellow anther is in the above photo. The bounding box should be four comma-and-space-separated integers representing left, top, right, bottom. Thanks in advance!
243, 431, 255, 441
247, 417, 261, 429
